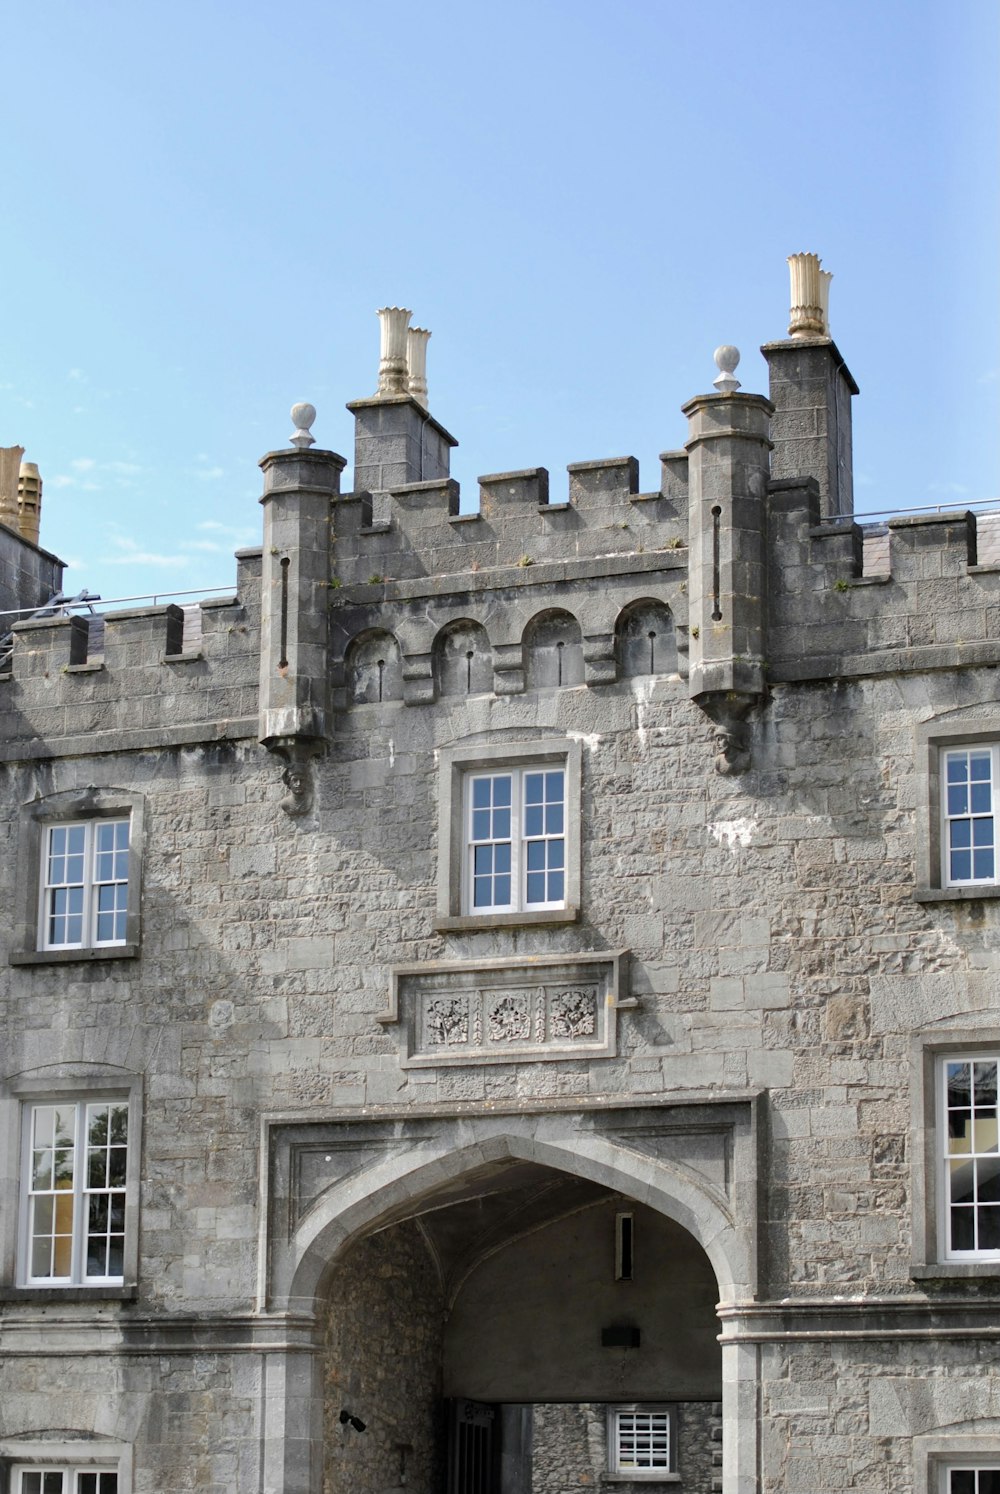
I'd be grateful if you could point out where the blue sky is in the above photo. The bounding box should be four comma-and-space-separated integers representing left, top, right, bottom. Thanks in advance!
1, 0, 997, 606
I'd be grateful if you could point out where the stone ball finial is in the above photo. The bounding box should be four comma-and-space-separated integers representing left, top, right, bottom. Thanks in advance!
290, 402, 317, 449
713, 345, 741, 394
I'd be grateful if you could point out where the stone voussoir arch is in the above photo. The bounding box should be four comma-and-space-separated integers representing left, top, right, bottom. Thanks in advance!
275, 1118, 749, 1316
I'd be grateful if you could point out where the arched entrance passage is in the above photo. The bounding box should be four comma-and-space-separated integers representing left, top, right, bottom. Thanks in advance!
263, 1104, 760, 1494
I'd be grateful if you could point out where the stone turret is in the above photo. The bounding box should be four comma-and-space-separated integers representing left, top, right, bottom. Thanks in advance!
258, 402, 346, 814
683, 346, 773, 775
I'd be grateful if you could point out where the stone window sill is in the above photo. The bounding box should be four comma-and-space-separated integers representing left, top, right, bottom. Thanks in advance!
11, 944, 139, 967
911, 1261, 1000, 1281
602, 1475, 681, 1485
435, 908, 580, 933
0, 1285, 138, 1303
914, 885, 1000, 904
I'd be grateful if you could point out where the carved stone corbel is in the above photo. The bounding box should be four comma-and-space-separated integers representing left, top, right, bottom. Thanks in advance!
695, 690, 757, 777
269, 737, 323, 818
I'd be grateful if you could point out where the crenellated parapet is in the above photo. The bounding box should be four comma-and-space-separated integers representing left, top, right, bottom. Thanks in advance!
4, 264, 999, 779
0, 550, 262, 761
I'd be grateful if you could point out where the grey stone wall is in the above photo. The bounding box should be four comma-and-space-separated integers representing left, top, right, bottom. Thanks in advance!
531, 1401, 721, 1494
322, 1223, 444, 1494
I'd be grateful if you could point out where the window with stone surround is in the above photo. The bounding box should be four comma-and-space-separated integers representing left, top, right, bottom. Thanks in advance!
911, 1033, 1000, 1279
21, 1099, 129, 1286
607, 1406, 677, 1480
2, 1072, 142, 1298
436, 738, 582, 931
915, 1437, 1000, 1494
914, 716, 1000, 903
940, 1055, 1000, 1259
10, 789, 143, 965
945, 1471, 1000, 1494
11, 1467, 119, 1493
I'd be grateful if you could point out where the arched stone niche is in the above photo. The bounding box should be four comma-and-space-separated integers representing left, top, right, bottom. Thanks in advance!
346, 630, 403, 705
616, 599, 677, 678
433, 619, 493, 699
524, 610, 584, 691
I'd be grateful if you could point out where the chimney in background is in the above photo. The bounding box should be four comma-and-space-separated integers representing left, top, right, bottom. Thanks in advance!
17, 461, 43, 546
0, 445, 25, 532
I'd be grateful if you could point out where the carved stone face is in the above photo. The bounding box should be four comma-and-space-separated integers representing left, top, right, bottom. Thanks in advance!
284, 767, 307, 796
713, 727, 750, 776
280, 761, 313, 815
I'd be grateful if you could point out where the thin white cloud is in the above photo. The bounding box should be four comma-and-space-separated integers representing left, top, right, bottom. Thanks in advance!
48, 475, 76, 490
928, 481, 969, 496
195, 466, 225, 481
195, 519, 257, 545
68, 369, 85, 381
103, 551, 188, 568
71, 457, 96, 472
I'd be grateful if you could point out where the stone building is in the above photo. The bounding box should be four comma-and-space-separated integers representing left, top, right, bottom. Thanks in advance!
2, 257, 1000, 1494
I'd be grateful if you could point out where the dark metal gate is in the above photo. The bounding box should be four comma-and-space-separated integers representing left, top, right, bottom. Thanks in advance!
447, 1399, 499, 1494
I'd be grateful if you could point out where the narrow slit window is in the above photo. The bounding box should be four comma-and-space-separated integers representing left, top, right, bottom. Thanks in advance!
616, 1211, 634, 1281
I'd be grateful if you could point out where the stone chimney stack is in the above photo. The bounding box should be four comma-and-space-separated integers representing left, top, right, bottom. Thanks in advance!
17, 461, 42, 546
0, 445, 25, 532
761, 253, 858, 521
347, 306, 456, 493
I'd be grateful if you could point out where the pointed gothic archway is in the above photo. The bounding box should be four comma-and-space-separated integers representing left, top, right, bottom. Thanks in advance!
261, 1101, 761, 1494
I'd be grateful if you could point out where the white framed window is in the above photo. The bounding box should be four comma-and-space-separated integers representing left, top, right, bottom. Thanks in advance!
22, 1099, 129, 1285
942, 746, 999, 887
436, 738, 582, 931
466, 766, 566, 913
941, 1055, 1000, 1259
943, 1470, 1000, 1494
12, 1469, 118, 1494
11, 790, 143, 965
39, 819, 130, 951
608, 1405, 676, 1478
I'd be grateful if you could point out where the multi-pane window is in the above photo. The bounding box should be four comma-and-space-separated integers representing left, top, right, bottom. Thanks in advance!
942, 1056, 1000, 1257
466, 768, 565, 913
25, 1100, 129, 1284
608, 1407, 675, 1477
943, 748, 997, 886
40, 819, 130, 950
12, 1471, 118, 1494
947, 1472, 1000, 1494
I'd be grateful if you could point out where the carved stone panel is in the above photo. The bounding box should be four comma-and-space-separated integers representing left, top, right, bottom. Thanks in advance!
383, 951, 631, 1067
